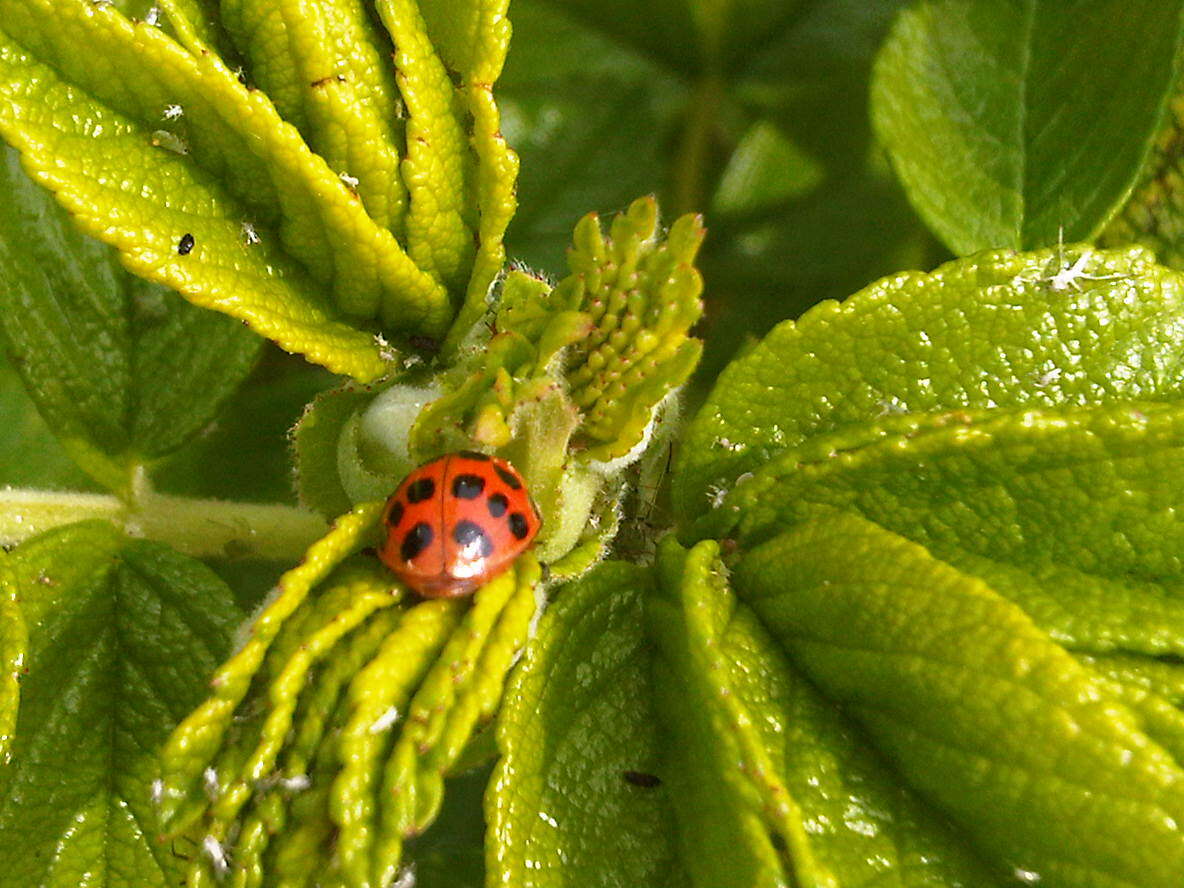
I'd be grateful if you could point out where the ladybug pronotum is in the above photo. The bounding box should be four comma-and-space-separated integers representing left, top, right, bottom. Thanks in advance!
379, 451, 541, 597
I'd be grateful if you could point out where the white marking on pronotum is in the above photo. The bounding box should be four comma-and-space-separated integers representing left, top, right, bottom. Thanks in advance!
241, 221, 261, 245
162, 104, 183, 120
369, 706, 400, 734
202, 835, 230, 877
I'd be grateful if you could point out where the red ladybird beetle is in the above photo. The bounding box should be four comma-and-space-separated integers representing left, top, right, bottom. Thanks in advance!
379, 451, 541, 597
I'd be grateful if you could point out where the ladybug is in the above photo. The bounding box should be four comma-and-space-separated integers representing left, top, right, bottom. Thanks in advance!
379, 451, 541, 597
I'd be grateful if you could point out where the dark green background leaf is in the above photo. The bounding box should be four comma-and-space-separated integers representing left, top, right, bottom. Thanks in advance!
0, 522, 242, 887
503, 0, 934, 381
872, 0, 1184, 254
0, 353, 98, 491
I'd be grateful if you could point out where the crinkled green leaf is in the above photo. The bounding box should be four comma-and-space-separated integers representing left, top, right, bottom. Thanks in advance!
735, 513, 1184, 887
219, 0, 407, 234
0, 146, 260, 491
651, 537, 1004, 887
502, 196, 703, 462
871, 0, 1184, 254
0, 521, 241, 887
10, 0, 444, 322
676, 244, 1184, 518
160, 496, 539, 885
490, 561, 687, 887
648, 538, 828, 888
372, 0, 476, 295
0, 0, 452, 379
719, 402, 1184, 660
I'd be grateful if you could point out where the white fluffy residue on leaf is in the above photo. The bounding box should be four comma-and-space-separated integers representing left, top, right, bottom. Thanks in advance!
368, 706, 401, 735
202, 835, 230, 877
390, 862, 417, 888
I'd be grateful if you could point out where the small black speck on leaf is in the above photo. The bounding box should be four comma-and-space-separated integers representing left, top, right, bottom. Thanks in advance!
623, 770, 661, 788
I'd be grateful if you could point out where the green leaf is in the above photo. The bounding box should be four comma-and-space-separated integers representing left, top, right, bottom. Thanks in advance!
501, 1, 935, 385
651, 537, 1005, 887
0, 521, 242, 887
648, 539, 829, 888
719, 402, 1184, 660
711, 121, 823, 219
152, 358, 335, 505
676, 244, 1184, 519
292, 383, 396, 518
735, 513, 1184, 887
0, 353, 97, 491
219, 0, 408, 233
0, 147, 260, 491
0, 2, 446, 379
0, 551, 25, 765
489, 562, 688, 887
871, 0, 1184, 254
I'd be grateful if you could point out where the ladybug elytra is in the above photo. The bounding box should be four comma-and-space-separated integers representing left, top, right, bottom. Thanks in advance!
379, 451, 541, 597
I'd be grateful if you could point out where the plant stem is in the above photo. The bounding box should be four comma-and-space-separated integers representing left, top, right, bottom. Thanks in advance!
673, 73, 724, 217
0, 475, 328, 561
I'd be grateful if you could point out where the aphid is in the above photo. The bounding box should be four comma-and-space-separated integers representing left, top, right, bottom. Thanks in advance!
241, 221, 260, 245
150, 130, 189, 155
145, 6, 161, 26
379, 452, 540, 597
622, 770, 662, 788
177, 232, 195, 255
339, 171, 360, 188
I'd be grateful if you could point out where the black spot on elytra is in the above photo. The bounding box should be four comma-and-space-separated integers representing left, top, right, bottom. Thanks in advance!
401, 522, 433, 561
623, 771, 661, 788
406, 478, 435, 503
453, 520, 494, 557
509, 512, 529, 540
452, 474, 485, 499
386, 500, 404, 527
487, 493, 508, 518
495, 465, 522, 489
459, 450, 490, 461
